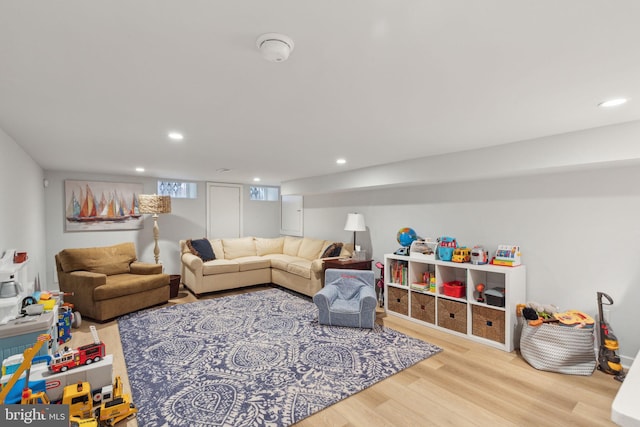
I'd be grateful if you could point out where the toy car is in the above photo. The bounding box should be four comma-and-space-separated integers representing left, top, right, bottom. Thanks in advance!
452, 247, 470, 263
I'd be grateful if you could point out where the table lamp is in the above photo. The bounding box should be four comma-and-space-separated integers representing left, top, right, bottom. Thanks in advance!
344, 213, 366, 252
138, 194, 172, 264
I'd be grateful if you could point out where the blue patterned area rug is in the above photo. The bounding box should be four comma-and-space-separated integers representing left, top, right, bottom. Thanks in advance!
118, 288, 441, 426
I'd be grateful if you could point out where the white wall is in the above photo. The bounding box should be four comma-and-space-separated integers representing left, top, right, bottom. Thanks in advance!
302, 165, 640, 365
0, 128, 46, 289
43, 172, 281, 287
282, 120, 640, 195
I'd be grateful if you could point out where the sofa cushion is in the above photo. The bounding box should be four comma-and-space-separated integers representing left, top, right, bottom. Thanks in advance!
222, 237, 257, 259
202, 259, 240, 275
58, 242, 136, 275
255, 237, 284, 256
298, 238, 326, 261
186, 238, 215, 261
265, 254, 301, 271
287, 259, 312, 279
235, 256, 271, 272
321, 242, 343, 258
210, 239, 225, 260
282, 236, 303, 256
93, 273, 168, 301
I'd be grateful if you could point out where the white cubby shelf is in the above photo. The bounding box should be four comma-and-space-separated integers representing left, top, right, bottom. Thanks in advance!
384, 254, 526, 352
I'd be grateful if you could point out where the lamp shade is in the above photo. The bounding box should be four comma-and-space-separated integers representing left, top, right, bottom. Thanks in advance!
344, 213, 366, 232
138, 195, 172, 214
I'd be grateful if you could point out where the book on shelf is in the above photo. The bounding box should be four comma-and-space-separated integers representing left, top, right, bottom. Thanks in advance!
410, 282, 428, 291
391, 260, 408, 286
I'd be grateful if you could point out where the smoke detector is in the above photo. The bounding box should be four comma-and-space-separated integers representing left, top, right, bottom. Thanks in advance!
256, 33, 294, 62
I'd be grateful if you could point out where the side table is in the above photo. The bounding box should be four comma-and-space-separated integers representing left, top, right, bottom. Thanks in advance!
323, 258, 373, 273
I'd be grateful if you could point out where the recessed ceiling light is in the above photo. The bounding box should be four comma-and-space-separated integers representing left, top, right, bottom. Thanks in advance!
598, 98, 628, 108
168, 132, 184, 141
135, 167, 145, 173
336, 158, 347, 165
253, 177, 261, 182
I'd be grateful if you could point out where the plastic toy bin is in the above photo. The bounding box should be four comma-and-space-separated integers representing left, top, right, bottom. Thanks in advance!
443, 281, 465, 298
0, 311, 55, 361
485, 287, 506, 307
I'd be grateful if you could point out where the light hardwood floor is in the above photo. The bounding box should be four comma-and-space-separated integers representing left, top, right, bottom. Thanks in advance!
67, 284, 622, 427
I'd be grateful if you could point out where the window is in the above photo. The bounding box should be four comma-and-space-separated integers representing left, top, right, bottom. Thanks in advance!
250, 186, 279, 201
157, 181, 197, 199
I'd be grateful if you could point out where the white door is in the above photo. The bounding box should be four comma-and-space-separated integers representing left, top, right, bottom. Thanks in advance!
207, 183, 242, 238
280, 194, 303, 236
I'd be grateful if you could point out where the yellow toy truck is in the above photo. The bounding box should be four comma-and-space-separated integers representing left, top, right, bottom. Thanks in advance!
62, 376, 137, 426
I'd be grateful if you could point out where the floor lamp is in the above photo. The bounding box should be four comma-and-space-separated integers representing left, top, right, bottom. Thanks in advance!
344, 213, 366, 253
138, 194, 172, 264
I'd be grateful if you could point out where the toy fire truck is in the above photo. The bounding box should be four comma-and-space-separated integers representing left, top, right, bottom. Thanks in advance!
49, 326, 105, 373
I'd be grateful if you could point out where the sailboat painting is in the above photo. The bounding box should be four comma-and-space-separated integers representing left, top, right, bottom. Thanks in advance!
65, 180, 144, 231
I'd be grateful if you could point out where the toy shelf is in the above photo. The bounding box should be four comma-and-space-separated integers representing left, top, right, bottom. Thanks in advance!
384, 254, 526, 352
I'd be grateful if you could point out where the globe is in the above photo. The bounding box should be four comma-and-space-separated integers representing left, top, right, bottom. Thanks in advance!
397, 227, 417, 247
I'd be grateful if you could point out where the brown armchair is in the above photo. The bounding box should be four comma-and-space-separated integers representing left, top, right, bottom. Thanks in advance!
55, 242, 170, 322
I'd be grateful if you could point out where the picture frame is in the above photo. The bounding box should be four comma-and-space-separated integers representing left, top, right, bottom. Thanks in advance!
64, 180, 144, 232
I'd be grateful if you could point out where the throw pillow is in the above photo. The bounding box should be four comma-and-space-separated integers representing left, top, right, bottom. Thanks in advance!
187, 238, 215, 262
321, 242, 343, 258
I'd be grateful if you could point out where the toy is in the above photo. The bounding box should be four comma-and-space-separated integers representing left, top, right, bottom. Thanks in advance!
1, 354, 114, 404
410, 238, 436, 260
553, 310, 595, 326
395, 227, 418, 255
58, 307, 73, 344
452, 247, 471, 263
490, 245, 521, 266
375, 262, 384, 307
475, 283, 485, 303
597, 292, 625, 381
63, 375, 138, 426
436, 236, 457, 261
0, 333, 51, 405
49, 325, 105, 373
470, 246, 489, 265
69, 415, 99, 426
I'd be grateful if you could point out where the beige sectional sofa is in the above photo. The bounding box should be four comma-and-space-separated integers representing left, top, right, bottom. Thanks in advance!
179, 236, 353, 297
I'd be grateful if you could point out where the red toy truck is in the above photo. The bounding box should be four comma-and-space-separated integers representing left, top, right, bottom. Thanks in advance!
49, 325, 105, 373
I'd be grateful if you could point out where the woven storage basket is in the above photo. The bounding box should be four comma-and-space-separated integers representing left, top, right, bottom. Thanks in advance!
472, 305, 505, 344
520, 322, 596, 375
387, 287, 408, 315
437, 299, 467, 334
411, 291, 435, 324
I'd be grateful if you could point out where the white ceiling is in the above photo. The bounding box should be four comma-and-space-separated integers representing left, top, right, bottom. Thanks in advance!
1, 1, 639, 187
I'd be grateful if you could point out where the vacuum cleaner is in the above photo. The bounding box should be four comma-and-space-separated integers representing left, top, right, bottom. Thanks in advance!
597, 292, 625, 381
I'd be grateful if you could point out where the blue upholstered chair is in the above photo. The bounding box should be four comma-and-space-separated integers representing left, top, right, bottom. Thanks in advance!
313, 268, 377, 328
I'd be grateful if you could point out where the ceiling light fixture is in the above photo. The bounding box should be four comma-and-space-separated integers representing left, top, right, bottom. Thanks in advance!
256, 33, 295, 62
336, 158, 346, 165
253, 177, 261, 182
135, 167, 145, 172
598, 98, 628, 108
168, 132, 184, 140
